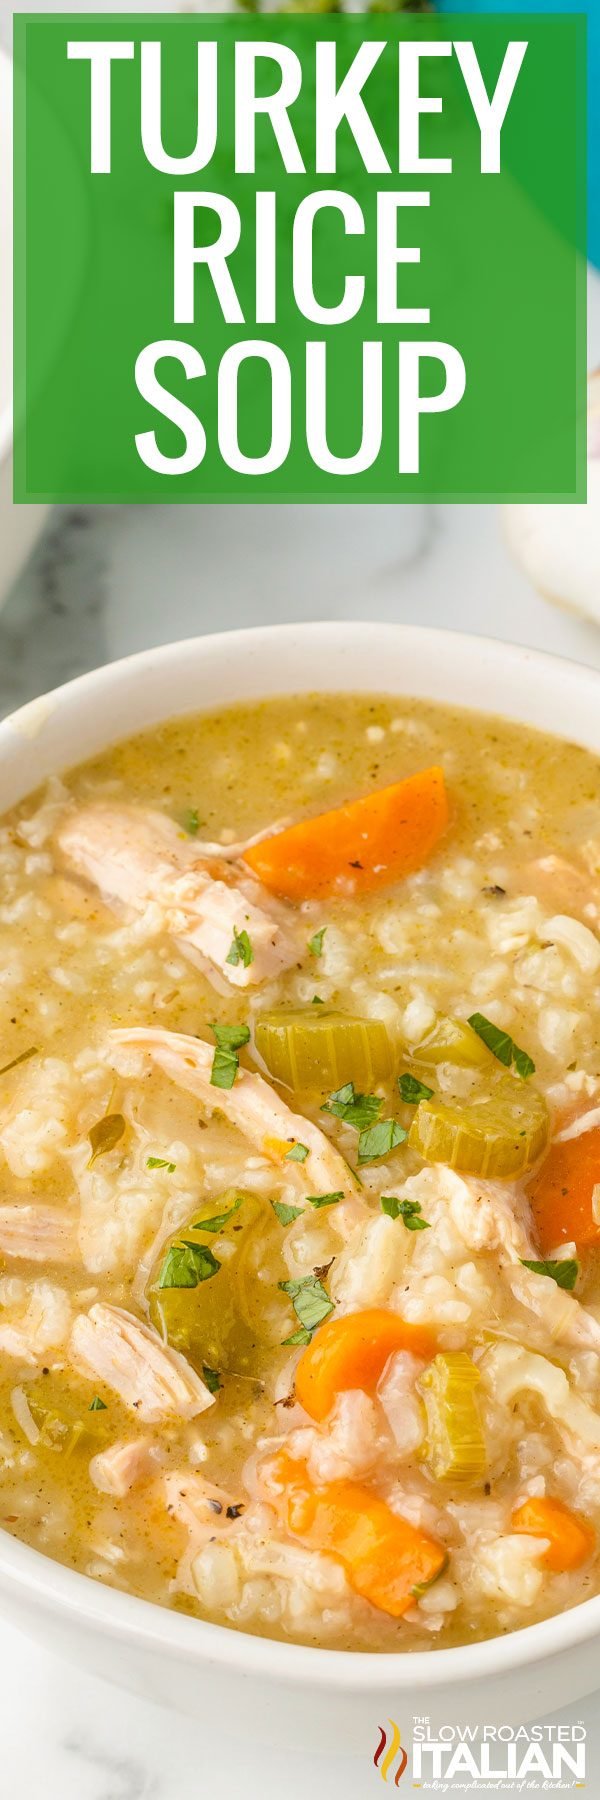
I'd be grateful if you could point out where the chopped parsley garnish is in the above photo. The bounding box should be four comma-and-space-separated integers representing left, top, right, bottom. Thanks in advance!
398, 1073, 434, 1106
209, 1021, 250, 1090
272, 1199, 303, 1226
192, 1195, 244, 1234
358, 1120, 407, 1164
381, 1194, 430, 1231
307, 1191, 343, 1210
202, 1365, 222, 1394
323, 1081, 382, 1132
279, 1275, 334, 1340
226, 927, 253, 970
211, 1023, 251, 1052
312, 995, 325, 1005
88, 1395, 107, 1411
380, 1194, 403, 1219
0, 1045, 38, 1078
308, 927, 327, 958
322, 1082, 404, 1173
158, 1240, 221, 1289
182, 809, 201, 835
88, 1112, 126, 1166
147, 1156, 176, 1172
520, 1257, 579, 1291
285, 1142, 309, 1163
467, 1013, 535, 1080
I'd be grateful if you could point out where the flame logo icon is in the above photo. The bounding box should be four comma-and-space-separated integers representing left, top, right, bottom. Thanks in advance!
373, 1720, 408, 1785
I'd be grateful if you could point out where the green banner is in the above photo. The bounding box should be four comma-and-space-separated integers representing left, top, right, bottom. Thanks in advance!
14, 12, 586, 503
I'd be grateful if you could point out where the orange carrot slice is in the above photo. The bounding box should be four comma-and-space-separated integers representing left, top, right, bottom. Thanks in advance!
295, 1308, 436, 1422
511, 1496, 595, 1572
243, 767, 449, 901
264, 1452, 447, 1616
527, 1126, 600, 1253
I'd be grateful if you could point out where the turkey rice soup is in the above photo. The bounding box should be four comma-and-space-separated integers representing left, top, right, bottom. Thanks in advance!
1, 691, 600, 1654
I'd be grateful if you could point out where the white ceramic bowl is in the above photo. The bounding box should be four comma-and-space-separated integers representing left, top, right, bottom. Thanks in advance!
1, 621, 600, 1748
0, 46, 49, 606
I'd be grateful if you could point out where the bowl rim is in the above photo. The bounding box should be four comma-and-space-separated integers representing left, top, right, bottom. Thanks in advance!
2, 616, 600, 1692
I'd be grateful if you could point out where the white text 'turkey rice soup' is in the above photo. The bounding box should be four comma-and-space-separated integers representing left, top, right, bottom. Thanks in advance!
0, 692, 600, 1651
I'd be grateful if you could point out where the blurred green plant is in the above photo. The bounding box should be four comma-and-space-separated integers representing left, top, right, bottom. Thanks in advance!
236, 0, 432, 13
